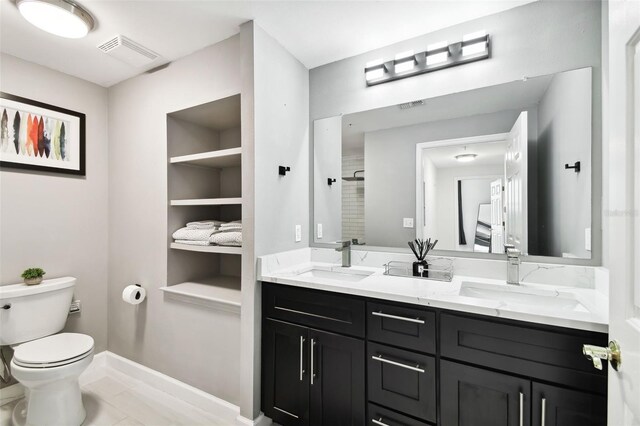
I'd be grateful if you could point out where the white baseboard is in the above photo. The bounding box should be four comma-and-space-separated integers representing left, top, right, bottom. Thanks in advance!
102, 351, 247, 424
236, 413, 272, 426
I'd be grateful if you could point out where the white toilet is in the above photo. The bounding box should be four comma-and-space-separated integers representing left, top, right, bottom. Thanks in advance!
0, 277, 94, 426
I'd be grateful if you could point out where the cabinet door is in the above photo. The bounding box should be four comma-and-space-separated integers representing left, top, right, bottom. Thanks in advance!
532, 383, 606, 426
441, 360, 530, 426
309, 328, 365, 426
263, 319, 310, 426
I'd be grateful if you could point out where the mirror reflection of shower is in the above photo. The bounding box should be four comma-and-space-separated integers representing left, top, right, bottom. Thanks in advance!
342, 159, 365, 245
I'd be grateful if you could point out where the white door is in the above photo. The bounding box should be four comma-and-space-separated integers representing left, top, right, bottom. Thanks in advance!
606, 2, 640, 424
504, 111, 528, 253
490, 178, 504, 254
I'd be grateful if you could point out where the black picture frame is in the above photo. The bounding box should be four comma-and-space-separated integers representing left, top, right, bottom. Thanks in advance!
0, 92, 86, 176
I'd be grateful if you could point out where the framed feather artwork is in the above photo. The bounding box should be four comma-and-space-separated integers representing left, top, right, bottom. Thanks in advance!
0, 92, 86, 176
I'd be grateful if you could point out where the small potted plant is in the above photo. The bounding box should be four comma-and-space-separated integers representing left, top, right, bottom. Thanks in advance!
21, 268, 45, 285
408, 239, 438, 277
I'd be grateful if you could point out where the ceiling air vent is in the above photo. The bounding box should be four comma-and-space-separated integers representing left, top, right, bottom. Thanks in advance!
97, 35, 159, 68
398, 100, 425, 110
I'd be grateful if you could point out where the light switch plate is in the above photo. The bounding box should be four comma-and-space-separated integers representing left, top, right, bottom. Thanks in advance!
403, 218, 414, 228
295, 225, 302, 242
317, 223, 323, 239
585, 228, 591, 251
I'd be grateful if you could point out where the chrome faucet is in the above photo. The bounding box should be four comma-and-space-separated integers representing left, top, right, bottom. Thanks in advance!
505, 244, 521, 285
335, 240, 352, 267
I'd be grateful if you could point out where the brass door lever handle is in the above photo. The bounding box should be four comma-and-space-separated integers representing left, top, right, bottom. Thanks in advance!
583, 340, 621, 371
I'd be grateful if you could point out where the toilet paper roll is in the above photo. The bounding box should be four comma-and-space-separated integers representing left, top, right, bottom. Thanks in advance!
122, 285, 146, 305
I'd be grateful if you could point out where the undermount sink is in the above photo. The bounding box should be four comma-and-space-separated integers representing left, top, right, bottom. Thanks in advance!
295, 267, 374, 283
459, 282, 589, 313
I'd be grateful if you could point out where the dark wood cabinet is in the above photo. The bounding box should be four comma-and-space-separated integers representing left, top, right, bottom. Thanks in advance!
441, 360, 531, 426
263, 319, 310, 425
262, 282, 608, 426
532, 382, 606, 426
262, 287, 365, 426
309, 329, 365, 425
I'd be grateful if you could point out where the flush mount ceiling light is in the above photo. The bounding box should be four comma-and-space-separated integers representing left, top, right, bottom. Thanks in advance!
364, 31, 489, 86
455, 153, 478, 162
16, 0, 94, 39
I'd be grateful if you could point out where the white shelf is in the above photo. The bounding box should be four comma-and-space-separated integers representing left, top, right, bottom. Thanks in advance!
170, 242, 242, 255
170, 147, 241, 168
160, 277, 241, 313
170, 197, 242, 206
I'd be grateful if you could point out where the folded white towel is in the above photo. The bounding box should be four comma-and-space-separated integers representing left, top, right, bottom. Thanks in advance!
187, 220, 224, 229
209, 231, 242, 247
220, 221, 242, 229
174, 240, 211, 246
172, 227, 218, 241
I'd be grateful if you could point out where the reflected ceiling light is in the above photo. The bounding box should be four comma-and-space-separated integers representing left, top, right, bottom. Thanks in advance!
364, 32, 490, 86
455, 153, 478, 162
16, 0, 94, 39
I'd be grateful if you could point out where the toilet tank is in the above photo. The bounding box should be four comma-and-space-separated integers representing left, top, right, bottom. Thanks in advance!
0, 277, 75, 346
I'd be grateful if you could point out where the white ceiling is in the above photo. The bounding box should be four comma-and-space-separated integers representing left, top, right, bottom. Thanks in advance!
0, 0, 536, 87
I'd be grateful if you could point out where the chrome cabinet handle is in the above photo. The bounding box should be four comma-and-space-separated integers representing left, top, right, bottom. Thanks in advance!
372, 311, 425, 324
371, 355, 425, 373
372, 418, 390, 426
311, 338, 316, 385
519, 392, 524, 426
299, 336, 305, 381
541, 397, 546, 426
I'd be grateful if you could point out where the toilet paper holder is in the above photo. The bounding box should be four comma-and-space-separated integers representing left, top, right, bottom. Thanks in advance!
122, 284, 146, 305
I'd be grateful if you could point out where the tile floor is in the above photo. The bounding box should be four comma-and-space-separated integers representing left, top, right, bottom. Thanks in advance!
0, 363, 235, 426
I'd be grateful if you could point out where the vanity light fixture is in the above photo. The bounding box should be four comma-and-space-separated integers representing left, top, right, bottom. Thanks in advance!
364, 31, 490, 86
16, 0, 94, 39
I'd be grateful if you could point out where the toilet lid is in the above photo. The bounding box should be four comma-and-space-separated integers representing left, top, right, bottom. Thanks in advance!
13, 333, 94, 367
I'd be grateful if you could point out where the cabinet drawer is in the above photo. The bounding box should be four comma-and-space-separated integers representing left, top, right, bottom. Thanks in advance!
367, 301, 435, 353
440, 313, 608, 393
368, 403, 432, 426
367, 342, 436, 423
263, 283, 365, 338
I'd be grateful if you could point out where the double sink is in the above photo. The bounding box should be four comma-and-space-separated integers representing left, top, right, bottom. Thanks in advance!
292, 266, 588, 314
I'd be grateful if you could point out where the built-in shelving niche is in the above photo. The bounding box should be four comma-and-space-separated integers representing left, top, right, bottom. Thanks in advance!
163, 94, 242, 311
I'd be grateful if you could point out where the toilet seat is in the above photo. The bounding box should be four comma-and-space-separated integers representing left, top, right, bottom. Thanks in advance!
12, 333, 94, 368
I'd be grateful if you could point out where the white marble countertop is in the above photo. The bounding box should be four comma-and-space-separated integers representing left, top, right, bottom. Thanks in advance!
258, 252, 609, 333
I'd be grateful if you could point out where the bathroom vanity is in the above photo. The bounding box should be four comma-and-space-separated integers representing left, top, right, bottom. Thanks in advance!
259, 252, 609, 426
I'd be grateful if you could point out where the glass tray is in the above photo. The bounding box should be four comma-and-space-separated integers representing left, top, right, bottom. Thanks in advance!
383, 257, 453, 282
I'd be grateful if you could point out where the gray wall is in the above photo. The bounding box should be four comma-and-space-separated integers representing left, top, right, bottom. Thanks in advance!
241, 22, 310, 418
310, 0, 602, 264
313, 117, 342, 243
364, 110, 521, 247
253, 26, 310, 256
107, 36, 242, 405
0, 54, 109, 353
537, 68, 592, 258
